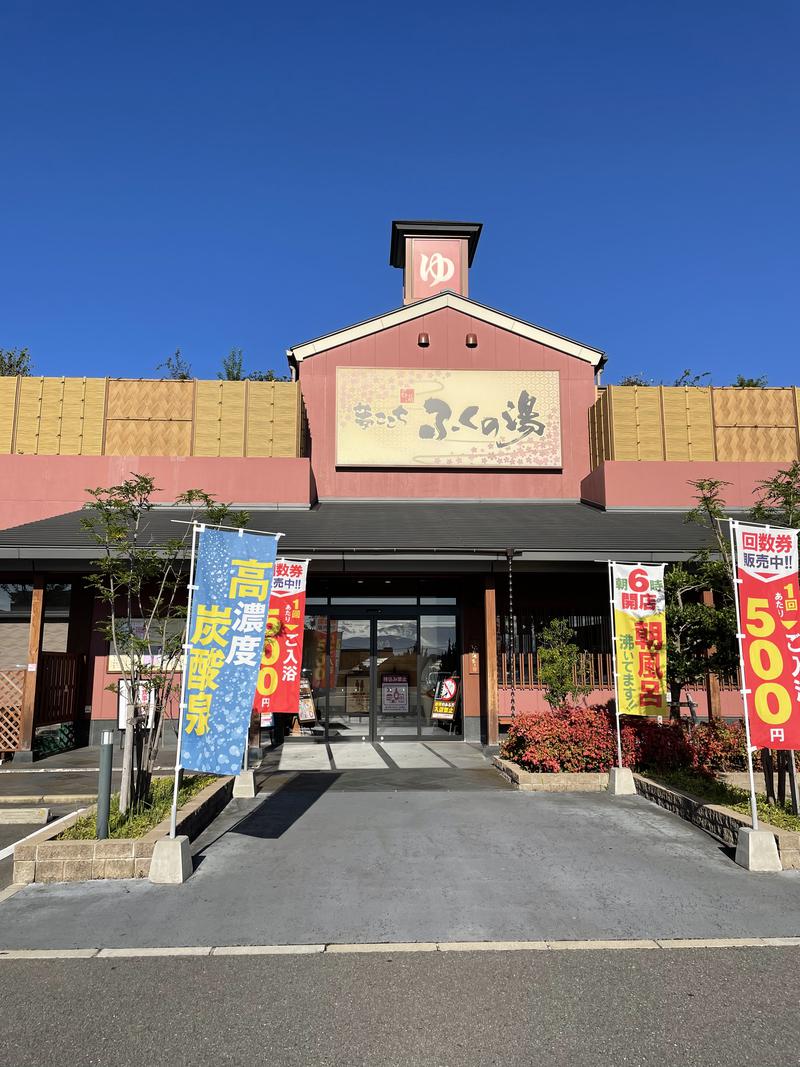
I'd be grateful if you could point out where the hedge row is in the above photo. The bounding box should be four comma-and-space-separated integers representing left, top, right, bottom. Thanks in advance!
500, 706, 753, 775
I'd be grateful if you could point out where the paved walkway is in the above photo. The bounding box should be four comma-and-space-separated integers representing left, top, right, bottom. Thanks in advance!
0, 745, 177, 802
278, 741, 490, 772
2, 767, 799, 950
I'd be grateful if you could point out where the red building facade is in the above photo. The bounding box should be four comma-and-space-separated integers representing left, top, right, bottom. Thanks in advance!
1, 219, 797, 756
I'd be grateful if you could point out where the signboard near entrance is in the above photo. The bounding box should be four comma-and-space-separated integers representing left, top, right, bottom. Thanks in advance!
336, 368, 561, 469
732, 521, 800, 749
381, 674, 409, 714
431, 676, 460, 721
253, 559, 309, 716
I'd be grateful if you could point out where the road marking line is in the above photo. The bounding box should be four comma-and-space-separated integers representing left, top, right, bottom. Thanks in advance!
655, 937, 795, 949
326, 942, 439, 954
0, 948, 99, 959
96, 946, 212, 958
2, 937, 800, 960
438, 940, 549, 952
547, 939, 659, 950
212, 944, 325, 956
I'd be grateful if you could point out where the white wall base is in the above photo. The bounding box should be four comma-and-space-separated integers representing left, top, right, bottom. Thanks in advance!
735, 827, 782, 872
149, 835, 193, 884
607, 767, 637, 796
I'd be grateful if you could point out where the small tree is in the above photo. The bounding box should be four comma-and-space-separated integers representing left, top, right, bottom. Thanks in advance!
685, 468, 800, 808
157, 349, 192, 380
616, 373, 653, 386
0, 347, 33, 375
537, 618, 591, 709
665, 562, 737, 721
82, 476, 247, 814
218, 348, 245, 380
732, 374, 768, 388
674, 369, 711, 387
248, 368, 291, 382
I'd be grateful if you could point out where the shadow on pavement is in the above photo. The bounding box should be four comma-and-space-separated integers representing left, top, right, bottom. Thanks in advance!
229, 772, 340, 840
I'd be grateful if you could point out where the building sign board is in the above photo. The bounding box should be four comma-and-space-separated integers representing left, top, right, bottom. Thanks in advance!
381, 674, 409, 714
406, 237, 467, 302
431, 676, 460, 721
611, 563, 667, 716
732, 522, 800, 749
336, 368, 561, 468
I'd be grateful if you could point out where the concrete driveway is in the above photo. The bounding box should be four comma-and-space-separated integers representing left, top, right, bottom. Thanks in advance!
2, 761, 800, 950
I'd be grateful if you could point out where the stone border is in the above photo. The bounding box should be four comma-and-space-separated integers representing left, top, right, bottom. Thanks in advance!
493, 756, 608, 792
634, 774, 800, 869
13, 776, 234, 885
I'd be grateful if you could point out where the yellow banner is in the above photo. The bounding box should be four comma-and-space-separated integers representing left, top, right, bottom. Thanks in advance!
612, 564, 668, 717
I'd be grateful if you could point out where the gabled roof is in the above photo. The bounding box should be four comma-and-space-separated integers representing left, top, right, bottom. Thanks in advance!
286, 291, 606, 368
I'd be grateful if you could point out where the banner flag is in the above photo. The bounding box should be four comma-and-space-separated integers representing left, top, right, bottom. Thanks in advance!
253, 559, 309, 716
181, 527, 279, 776
611, 563, 668, 716
732, 522, 800, 750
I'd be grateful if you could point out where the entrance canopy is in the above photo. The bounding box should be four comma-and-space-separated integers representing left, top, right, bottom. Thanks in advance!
0, 500, 717, 566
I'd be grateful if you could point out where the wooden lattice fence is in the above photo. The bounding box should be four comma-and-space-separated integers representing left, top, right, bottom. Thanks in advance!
0, 669, 24, 754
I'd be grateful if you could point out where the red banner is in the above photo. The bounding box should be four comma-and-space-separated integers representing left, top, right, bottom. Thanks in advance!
734, 523, 800, 749
253, 560, 308, 716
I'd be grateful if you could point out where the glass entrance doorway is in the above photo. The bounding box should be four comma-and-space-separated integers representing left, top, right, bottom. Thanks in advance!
303, 610, 461, 741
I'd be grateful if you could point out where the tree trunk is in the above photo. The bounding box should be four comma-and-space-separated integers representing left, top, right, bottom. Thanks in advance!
788, 752, 800, 817
669, 683, 682, 723
762, 748, 776, 805
777, 750, 787, 809
118, 695, 136, 814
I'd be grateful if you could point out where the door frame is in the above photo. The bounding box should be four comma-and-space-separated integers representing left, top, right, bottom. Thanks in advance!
324, 611, 421, 742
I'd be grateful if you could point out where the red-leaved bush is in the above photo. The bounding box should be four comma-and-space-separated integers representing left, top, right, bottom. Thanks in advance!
500, 707, 753, 775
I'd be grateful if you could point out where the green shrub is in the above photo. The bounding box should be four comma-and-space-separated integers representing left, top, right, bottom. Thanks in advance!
60, 774, 215, 840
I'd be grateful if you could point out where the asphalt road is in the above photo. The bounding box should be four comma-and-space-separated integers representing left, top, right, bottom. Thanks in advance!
0, 948, 796, 1066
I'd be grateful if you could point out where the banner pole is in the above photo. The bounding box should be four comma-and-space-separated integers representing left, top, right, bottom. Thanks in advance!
170, 522, 201, 840
607, 561, 624, 768
728, 519, 760, 832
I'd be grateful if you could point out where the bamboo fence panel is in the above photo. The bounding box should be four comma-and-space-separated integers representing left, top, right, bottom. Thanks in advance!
105, 419, 193, 456
245, 381, 276, 456
0, 377, 17, 452
712, 388, 799, 462
589, 386, 800, 468
219, 381, 247, 456
0, 375, 300, 459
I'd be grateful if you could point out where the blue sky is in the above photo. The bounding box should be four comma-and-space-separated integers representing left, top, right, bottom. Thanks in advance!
1, 1, 797, 384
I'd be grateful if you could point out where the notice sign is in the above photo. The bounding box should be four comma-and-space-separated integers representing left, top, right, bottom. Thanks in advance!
336, 368, 561, 469
381, 674, 409, 714
431, 676, 460, 721
297, 676, 317, 723
611, 564, 667, 716
733, 522, 800, 749
253, 559, 309, 716
181, 527, 278, 776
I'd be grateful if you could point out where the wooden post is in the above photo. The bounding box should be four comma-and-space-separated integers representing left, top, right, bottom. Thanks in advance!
18, 575, 46, 755
484, 577, 499, 745
702, 588, 721, 720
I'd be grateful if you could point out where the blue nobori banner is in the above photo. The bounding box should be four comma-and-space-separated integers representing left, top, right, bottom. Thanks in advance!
180, 526, 280, 776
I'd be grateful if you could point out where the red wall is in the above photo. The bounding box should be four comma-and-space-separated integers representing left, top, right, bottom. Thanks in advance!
581, 460, 790, 509
0, 454, 313, 529
299, 306, 598, 500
